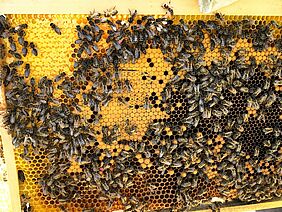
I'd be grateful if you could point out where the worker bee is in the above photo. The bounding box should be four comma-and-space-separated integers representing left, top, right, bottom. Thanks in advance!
20, 194, 32, 212
0, 43, 5, 59
102, 95, 113, 107
273, 128, 281, 137
124, 79, 133, 92
8, 36, 16, 52
8, 49, 21, 59
21, 41, 28, 57
212, 121, 222, 133
18, 34, 25, 46
18, 170, 25, 183
213, 109, 223, 118
104, 6, 118, 17
236, 143, 242, 153
263, 78, 271, 90
263, 127, 274, 135
50, 23, 61, 35
247, 98, 259, 110
14, 23, 28, 32
228, 86, 237, 95
265, 93, 277, 107
124, 119, 137, 135
24, 63, 30, 78
254, 146, 260, 157
143, 97, 151, 109
258, 93, 268, 104
0, 14, 9, 30
239, 86, 249, 93
199, 98, 204, 113
89, 9, 102, 18
128, 9, 137, 23
215, 12, 225, 22
114, 80, 123, 93
9, 60, 23, 67
161, 1, 174, 16
198, 160, 206, 169
29, 42, 38, 56
252, 87, 262, 97
273, 79, 282, 87
54, 72, 66, 82
202, 107, 212, 119
117, 96, 128, 105
263, 140, 271, 148
188, 101, 198, 112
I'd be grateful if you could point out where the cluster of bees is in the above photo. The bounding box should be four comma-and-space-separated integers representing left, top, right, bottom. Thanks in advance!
0, 3, 282, 212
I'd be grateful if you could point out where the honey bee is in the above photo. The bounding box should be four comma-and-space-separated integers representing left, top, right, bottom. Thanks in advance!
252, 87, 262, 97
263, 140, 271, 148
117, 96, 128, 105
0, 14, 9, 28
29, 42, 38, 56
9, 60, 23, 67
104, 6, 118, 17
144, 97, 151, 109
228, 86, 237, 95
239, 86, 249, 93
50, 23, 61, 35
8, 36, 16, 52
18, 170, 25, 183
236, 143, 242, 153
89, 9, 102, 18
265, 93, 277, 107
20, 194, 32, 212
215, 12, 225, 22
24, 63, 30, 78
8, 49, 21, 59
0, 43, 5, 59
263, 78, 271, 89
203, 107, 212, 119
125, 119, 137, 135
254, 147, 260, 157
263, 127, 273, 134
198, 160, 206, 169
124, 79, 133, 92
273, 128, 281, 137
258, 93, 268, 104
161, 1, 174, 16
59, 205, 68, 212
128, 9, 137, 23
21, 41, 28, 57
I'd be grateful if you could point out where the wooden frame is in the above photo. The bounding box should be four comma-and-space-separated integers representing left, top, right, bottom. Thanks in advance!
0, 1, 281, 211
0, 0, 281, 15
0, 87, 21, 212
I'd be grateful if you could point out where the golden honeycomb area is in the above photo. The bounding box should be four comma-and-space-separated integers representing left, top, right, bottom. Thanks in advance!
0, 13, 281, 212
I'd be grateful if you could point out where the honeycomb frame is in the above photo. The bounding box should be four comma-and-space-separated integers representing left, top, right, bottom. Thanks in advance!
0, 13, 281, 212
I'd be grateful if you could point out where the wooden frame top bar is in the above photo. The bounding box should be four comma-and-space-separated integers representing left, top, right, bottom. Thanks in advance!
0, 0, 281, 15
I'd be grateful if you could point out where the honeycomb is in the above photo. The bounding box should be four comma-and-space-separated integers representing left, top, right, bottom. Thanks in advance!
0, 12, 282, 212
